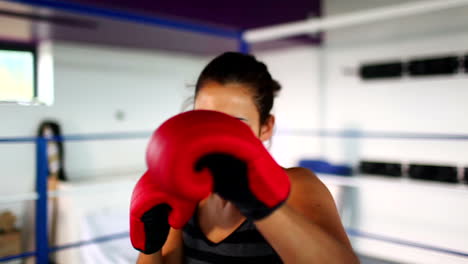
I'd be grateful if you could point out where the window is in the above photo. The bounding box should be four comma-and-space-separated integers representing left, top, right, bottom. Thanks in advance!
0, 42, 37, 103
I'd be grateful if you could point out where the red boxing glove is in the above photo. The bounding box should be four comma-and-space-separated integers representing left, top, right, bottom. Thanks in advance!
146, 110, 290, 220
129, 172, 196, 254
131, 110, 290, 254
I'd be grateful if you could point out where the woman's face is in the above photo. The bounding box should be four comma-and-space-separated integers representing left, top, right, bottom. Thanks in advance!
194, 80, 274, 141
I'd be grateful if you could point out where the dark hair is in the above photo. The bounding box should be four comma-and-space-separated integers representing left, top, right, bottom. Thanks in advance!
195, 52, 281, 125
37, 120, 67, 181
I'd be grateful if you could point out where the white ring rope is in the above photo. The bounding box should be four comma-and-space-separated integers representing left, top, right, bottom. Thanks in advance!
244, 0, 468, 43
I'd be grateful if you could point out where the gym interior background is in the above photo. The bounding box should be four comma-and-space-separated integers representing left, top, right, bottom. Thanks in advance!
0, 0, 467, 263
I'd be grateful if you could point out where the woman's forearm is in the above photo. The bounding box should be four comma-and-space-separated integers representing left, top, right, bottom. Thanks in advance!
136, 251, 163, 264
255, 204, 359, 264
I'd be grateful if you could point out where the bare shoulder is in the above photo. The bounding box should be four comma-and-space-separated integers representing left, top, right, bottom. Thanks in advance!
284, 167, 352, 247
285, 167, 328, 193
286, 166, 316, 180
284, 167, 337, 220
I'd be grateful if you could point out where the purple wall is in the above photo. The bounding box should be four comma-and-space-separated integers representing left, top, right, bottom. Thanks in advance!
0, 0, 322, 55
65, 0, 322, 30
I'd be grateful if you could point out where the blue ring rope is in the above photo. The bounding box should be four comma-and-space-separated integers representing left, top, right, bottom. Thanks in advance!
61, 131, 151, 141
5, 0, 241, 39
275, 129, 468, 141
0, 229, 467, 261
0, 251, 36, 262
2, 130, 468, 143
0, 132, 151, 143
48, 231, 130, 253
0, 136, 37, 143
0, 232, 128, 262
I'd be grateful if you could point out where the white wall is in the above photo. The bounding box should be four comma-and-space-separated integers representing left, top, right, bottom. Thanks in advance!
0, 42, 208, 231
323, 32, 468, 165
256, 46, 323, 167
322, 3, 468, 261
255, 1, 468, 263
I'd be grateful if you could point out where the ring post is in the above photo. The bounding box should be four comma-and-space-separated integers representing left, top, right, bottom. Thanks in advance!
35, 136, 49, 264
239, 34, 250, 54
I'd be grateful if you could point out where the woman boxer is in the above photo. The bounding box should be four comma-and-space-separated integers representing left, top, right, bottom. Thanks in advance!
135, 52, 359, 264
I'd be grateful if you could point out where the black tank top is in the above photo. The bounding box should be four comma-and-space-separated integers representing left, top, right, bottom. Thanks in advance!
182, 213, 283, 264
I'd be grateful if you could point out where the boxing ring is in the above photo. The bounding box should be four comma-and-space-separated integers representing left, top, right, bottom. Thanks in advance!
1, 0, 468, 263
1, 129, 468, 263
0, 132, 148, 264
